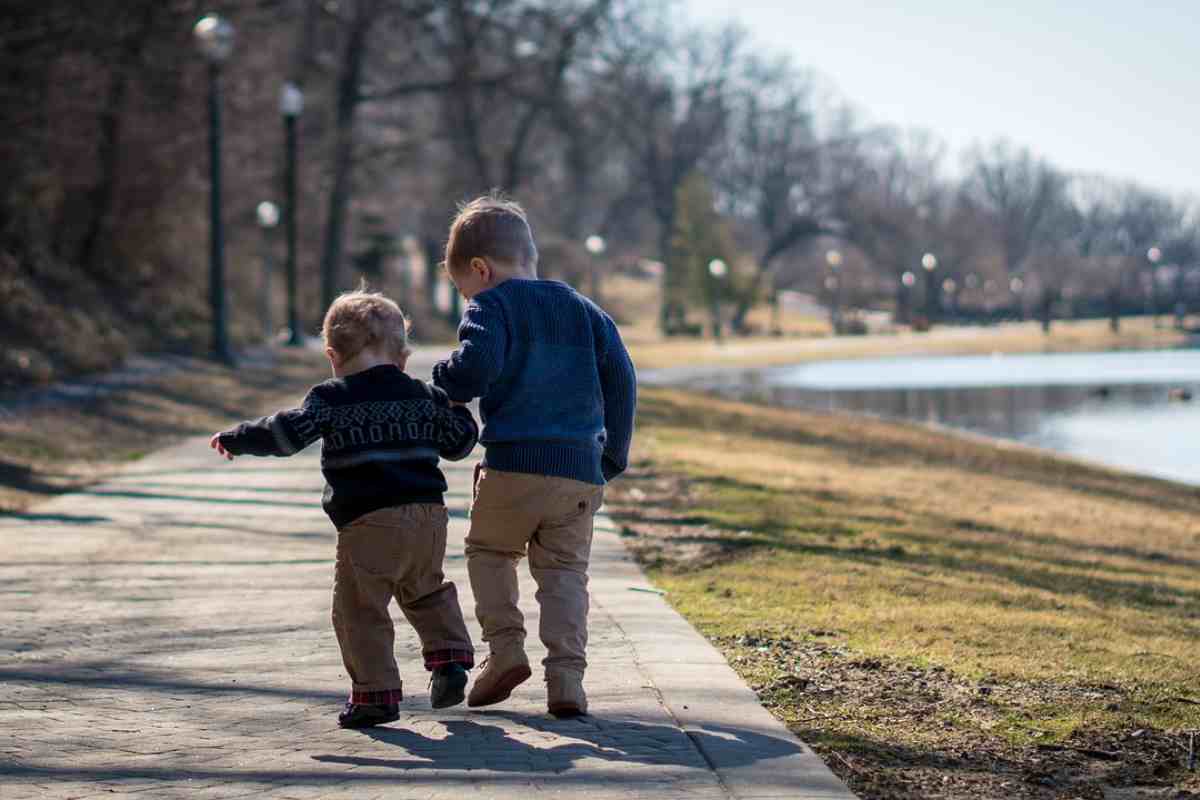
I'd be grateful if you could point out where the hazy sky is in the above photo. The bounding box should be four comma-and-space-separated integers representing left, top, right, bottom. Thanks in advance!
687, 0, 1198, 197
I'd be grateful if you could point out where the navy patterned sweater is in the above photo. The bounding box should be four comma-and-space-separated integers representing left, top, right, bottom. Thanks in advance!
217, 365, 478, 528
432, 279, 636, 485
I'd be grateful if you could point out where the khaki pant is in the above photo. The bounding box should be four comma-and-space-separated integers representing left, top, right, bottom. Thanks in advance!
331, 504, 474, 696
465, 466, 604, 675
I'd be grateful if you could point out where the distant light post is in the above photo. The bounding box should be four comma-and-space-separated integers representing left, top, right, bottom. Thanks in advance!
942, 277, 958, 320
585, 234, 606, 303
1010, 275, 1025, 319
826, 249, 843, 333
708, 258, 728, 342
280, 81, 304, 345
194, 13, 236, 363
900, 270, 916, 326
1148, 246, 1163, 328
921, 252, 938, 323
256, 201, 280, 340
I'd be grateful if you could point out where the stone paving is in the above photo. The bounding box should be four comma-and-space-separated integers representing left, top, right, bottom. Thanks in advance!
0, 409, 854, 798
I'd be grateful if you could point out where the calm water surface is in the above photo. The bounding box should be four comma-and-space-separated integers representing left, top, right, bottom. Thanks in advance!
643, 349, 1200, 486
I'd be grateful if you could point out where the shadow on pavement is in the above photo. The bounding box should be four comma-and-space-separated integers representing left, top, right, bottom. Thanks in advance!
0, 511, 112, 524
309, 711, 802, 773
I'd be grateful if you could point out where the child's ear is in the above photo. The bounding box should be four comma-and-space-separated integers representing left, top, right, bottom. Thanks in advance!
325, 346, 342, 368
470, 256, 491, 283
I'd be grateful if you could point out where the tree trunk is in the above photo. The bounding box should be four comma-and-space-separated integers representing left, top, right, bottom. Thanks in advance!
79, 5, 157, 273
319, 0, 375, 312
1176, 266, 1189, 330
423, 236, 441, 311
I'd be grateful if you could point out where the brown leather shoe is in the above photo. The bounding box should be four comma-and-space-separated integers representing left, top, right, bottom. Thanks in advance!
466, 650, 531, 708
546, 670, 587, 718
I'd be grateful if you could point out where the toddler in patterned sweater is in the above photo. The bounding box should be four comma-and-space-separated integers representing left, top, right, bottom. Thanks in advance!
211, 288, 477, 728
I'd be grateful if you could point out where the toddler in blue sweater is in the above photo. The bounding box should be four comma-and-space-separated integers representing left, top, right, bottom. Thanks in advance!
433, 195, 636, 717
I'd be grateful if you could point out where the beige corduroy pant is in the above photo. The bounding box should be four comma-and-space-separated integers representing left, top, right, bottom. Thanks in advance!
465, 466, 604, 676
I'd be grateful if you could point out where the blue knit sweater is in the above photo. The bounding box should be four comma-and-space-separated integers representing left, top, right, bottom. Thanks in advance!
432, 278, 637, 485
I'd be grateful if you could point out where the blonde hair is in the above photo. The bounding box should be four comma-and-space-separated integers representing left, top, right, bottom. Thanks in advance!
444, 192, 538, 274
321, 285, 411, 361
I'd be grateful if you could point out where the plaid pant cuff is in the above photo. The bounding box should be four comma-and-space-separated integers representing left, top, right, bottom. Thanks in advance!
349, 687, 403, 705
424, 648, 475, 671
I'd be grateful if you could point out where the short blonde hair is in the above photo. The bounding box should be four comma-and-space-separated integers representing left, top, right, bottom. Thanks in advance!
444, 193, 538, 274
321, 287, 411, 361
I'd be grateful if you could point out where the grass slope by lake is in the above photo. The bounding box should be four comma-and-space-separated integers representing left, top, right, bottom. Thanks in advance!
607, 387, 1200, 800
625, 316, 1192, 371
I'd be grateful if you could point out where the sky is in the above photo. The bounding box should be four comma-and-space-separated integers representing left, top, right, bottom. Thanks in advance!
686, 0, 1199, 197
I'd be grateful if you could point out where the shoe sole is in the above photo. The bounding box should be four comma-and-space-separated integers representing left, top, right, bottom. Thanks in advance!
548, 703, 587, 719
338, 712, 400, 729
431, 672, 469, 709
467, 664, 532, 707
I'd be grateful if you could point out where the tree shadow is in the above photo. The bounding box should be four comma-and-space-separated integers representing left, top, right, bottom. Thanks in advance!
78, 488, 313, 508
0, 458, 69, 495
0, 663, 344, 703
0, 511, 112, 524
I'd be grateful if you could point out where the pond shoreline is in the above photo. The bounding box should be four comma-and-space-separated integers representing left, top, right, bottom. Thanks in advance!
643, 347, 1200, 488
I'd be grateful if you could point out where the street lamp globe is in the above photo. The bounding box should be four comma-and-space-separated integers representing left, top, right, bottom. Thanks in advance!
825, 249, 843, 269
1147, 246, 1163, 264
585, 235, 606, 255
901, 271, 916, 287
708, 258, 728, 279
942, 278, 957, 294
194, 14, 235, 63
256, 201, 280, 229
1010, 276, 1025, 294
921, 253, 938, 271
280, 82, 304, 117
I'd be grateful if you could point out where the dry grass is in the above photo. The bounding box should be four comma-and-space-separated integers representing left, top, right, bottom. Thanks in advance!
0, 348, 328, 513
607, 388, 1200, 798
625, 316, 1191, 371
601, 270, 1192, 369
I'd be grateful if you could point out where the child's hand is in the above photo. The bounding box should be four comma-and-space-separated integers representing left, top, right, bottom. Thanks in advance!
209, 433, 235, 461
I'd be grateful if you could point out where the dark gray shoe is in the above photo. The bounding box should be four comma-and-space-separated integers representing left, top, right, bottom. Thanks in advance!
337, 702, 399, 729
430, 663, 469, 709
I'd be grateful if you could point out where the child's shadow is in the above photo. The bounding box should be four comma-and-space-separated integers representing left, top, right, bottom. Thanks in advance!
311, 710, 801, 774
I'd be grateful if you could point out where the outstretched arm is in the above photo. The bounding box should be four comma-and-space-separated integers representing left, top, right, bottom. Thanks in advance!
211, 389, 326, 459
432, 296, 508, 402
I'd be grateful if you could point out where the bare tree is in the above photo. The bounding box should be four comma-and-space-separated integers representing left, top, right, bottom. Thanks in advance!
839, 129, 949, 322
963, 141, 1066, 278
716, 59, 857, 331
601, 21, 746, 331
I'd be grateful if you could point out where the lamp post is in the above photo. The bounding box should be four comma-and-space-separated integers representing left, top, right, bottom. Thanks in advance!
921, 252, 938, 324
256, 201, 280, 340
1147, 246, 1163, 328
1010, 275, 1025, 319
942, 277, 957, 321
585, 234, 606, 303
194, 13, 235, 364
280, 82, 304, 345
900, 270, 916, 326
708, 258, 728, 342
825, 249, 843, 333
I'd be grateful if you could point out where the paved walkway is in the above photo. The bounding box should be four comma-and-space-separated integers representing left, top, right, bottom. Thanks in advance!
0, 429, 854, 797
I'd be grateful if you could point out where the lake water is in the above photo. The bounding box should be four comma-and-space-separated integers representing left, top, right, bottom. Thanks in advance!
642, 349, 1200, 486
